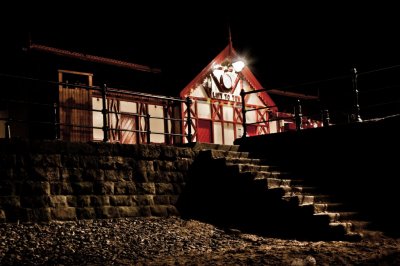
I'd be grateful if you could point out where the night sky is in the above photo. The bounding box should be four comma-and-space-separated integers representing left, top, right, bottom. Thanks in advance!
2, 3, 399, 117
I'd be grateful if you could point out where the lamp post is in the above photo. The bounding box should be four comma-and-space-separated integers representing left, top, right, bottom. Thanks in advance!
351, 67, 362, 122
232, 59, 247, 138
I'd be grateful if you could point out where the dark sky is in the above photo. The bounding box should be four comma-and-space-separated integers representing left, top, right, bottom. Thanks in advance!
2, 3, 400, 98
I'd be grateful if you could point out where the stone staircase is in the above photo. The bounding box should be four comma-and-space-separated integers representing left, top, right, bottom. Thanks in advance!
186, 144, 379, 241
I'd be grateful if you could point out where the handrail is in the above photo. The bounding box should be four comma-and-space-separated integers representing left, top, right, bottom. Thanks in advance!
0, 73, 192, 144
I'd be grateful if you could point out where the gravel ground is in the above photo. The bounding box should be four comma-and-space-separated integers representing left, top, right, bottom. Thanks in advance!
1, 217, 399, 265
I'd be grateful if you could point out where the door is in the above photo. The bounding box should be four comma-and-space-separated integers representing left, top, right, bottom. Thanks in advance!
197, 119, 212, 143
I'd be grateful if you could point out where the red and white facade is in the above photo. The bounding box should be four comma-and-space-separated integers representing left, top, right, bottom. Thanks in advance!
181, 43, 280, 144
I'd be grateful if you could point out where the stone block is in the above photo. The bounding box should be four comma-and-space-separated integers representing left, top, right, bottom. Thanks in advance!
169, 195, 179, 205
114, 143, 138, 157
125, 182, 136, 194
161, 145, 178, 159
134, 195, 154, 206
60, 168, 83, 182
66, 196, 77, 207
118, 206, 140, 217
137, 183, 156, 195
98, 156, 117, 170
153, 160, 175, 171
155, 183, 174, 195
169, 172, 185, 183
64, 142, 95, 156
31, 154, 62, 168
71, 182, 93, 195
80, 155, 99, 169
21, 182, 50, 195
139, 206, 151, 216
50, 182, 73, 195
61, 154, 81, 168
167, 206, 180, 216
152, 172, 170, 182
154, 195, 170, 205
61, 182, 74, 195
49, 196, 68, 208
51, 207, 77, 221
113, 156, 131, 169
93, 182, 114, 195
133, 171, 148, 183
109, 196, 135, 206
174, 159, 192, 171
50, 182, 61, 195
0, 196, 20, 208
83, 169, 104, 181
150, 206, 168, 217
114, 181, 136, 195
176, 148, 195, 158
22, 208, 51, 222
32, 167, 60, 181
0, 209, 5, 223
135, 161, 154, 182
76, 196, 91, 207
95, 206, 120, 219
104, 169, 131, 182
76, 207, 96, 220
104, 170, 119, 182
138, 144, 161, 159
90, 196, 110, 207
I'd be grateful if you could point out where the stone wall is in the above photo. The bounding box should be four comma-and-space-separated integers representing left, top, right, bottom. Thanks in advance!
0, 140, 195, 223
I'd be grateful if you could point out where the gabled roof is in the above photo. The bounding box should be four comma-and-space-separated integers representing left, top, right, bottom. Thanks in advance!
180, 43, 276, 108
29, 43, 161, 73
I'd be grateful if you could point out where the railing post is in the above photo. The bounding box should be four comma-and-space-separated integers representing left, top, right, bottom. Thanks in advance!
322, 109, 330, 127
294, 99, 302, 131
146, 114, 151, 144
101, 84, 109, 142
53, 102, 59, 140
185, 97, 192, 144
240, 89, 247, 138
351, 67, 362, 122
5, 118, 11, 139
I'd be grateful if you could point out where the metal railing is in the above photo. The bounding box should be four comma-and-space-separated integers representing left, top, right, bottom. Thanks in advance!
239, 66, 400, 137
0, 73, 193, 144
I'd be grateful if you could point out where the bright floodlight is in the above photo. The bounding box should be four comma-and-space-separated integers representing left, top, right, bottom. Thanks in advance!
232, 60, 245, 72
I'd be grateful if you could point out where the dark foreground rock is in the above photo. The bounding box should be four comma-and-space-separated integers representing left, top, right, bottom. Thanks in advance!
0, 217, 399, 265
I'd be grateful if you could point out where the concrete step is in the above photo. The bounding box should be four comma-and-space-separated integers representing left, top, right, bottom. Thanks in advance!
225, 157, 264, 165
315, 202, 355, 212
313, 194, 337, 204
286, 179, 307, 186
343, 232, 364, 241
192, 143, 240, 152
314, 212, 340, 223
263, 178, 292, 189
201, 149, 250, 159
282, 195, 314, 206
291, 186, 317, 195
337, 211, 361, 220
342, 220, 372, 231
226, 163, 280, 173
253, 171, 291, 179
329, 222, 353, 235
